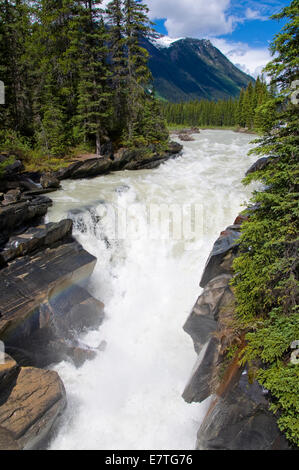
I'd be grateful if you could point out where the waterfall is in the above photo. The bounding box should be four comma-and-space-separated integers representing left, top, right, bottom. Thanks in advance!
46, 130, 256, 450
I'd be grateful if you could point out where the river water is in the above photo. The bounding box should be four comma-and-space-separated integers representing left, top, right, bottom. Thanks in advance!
46, 130, 256, 450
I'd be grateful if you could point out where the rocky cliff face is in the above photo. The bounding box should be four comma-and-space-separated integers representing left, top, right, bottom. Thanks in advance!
0, 156, 106, 449
182, 215, 291, 450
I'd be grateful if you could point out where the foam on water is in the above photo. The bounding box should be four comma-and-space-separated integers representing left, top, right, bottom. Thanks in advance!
46, 130, 257, 450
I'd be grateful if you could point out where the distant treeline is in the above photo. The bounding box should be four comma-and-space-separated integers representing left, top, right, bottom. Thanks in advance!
162, 77, 272, 130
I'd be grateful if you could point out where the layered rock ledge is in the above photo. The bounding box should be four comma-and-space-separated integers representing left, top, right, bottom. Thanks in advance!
0, 354, 66, 450
0, 157, 106, 450
55, 141, 183, 180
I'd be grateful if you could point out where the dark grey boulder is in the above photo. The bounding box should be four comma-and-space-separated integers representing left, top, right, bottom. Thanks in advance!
200, 229, 240, 288
0, 196, 52, 239
0, 241, 97, 343
183, 337, 221, 403
0, 219, 73, 265
184, 274, 232, 354
40, 173, 61, 190
245, 157, 270, 176
2, 189, 21, 206
178, 134, 195, 142
55, 142, 183, 180
49, 284, 105, 333
196, 372, 291, 450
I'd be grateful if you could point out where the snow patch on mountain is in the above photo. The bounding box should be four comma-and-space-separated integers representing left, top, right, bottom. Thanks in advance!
151, 35, 183, 49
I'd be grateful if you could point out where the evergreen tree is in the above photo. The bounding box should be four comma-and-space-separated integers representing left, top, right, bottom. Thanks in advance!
74, 1, 111, 155
106, 0, 127, 137
0, 0, 32, 134
122, 0, 153, 143
232, 0, 299, 446
31, 0, 76, 155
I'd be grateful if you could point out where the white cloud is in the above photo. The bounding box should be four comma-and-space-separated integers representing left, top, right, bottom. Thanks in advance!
147, 0, 236, 37
245, 7, 268, 21
211, 38, 272, 77
101, 0, 273, 78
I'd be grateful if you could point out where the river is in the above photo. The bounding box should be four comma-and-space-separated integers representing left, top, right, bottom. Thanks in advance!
46, 130, 257, 450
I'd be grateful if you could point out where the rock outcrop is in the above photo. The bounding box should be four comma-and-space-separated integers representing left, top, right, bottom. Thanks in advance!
0, 196, 52, 247
0, 156, 106, 449
40, 173, 61, 190
178, 134, 195, 142
0, 356, 66, 450
0, 240, 97, 342
183, 216, 291, 450
0, 219, 73, 266
196, 371, 290, 450
245, 156, 270, 176
55, 141, 183, 180
199, 227, 240, 288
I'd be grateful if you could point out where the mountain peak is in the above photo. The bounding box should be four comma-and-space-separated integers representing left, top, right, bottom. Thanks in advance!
144, 36, 254, 102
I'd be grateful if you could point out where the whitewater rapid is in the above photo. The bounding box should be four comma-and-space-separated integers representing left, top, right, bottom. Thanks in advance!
46, 130, 257, 450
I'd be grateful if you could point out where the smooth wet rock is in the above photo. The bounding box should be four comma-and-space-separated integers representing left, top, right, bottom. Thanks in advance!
40, 173, 61, 190
2, 189, 21, 206
0, 425, 20, 450
183, 274, 232, 354
196, 374, 291, 450
0, 354, 19, 393
0, 219, 73, 265
246, 157, 270, 176
56, 158, 111, 180
34, 338, 97, 368
178, 134, 195, 142
183, 337, 221, 403
199, 229, 240, 288
0, 196, 52, 240
0, 366, 66, 450
49, 284, 105, 333
0, 241, 97, 343
55, 142, 183, 179
0, 155, 23, 179
19, 176, 41, 192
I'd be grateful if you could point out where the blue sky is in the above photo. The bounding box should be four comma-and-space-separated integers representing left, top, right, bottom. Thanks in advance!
145, 0, 290, 77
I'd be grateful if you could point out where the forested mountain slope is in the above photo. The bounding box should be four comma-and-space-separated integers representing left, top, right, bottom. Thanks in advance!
144, 37, 255, 102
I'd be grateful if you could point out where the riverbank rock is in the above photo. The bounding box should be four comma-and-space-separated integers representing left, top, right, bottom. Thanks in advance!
0, 426, 20, 450
0, 366, 66, 450
2, 189, 21, 206
245, 157, 270, 176
196, 373, 290, 450
178, 134, 195, 142
40, 173, 61, 190
0, 154, 23, 180
183, 337, 221, 403
183, 274, 232, 354
0, 240, 97, 343
0, 219, 73, 266
0, 195, 52, 247
183, 214, 290, 450
49, 284, 105, 333
0, 354, 19, 393
55, 142, 183, 180
199, 228, 240, 288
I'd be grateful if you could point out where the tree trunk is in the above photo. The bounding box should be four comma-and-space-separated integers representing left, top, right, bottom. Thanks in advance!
96, 131, 101, 156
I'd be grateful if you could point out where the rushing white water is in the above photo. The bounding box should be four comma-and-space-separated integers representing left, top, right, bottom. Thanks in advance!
46, 130, 257, 450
